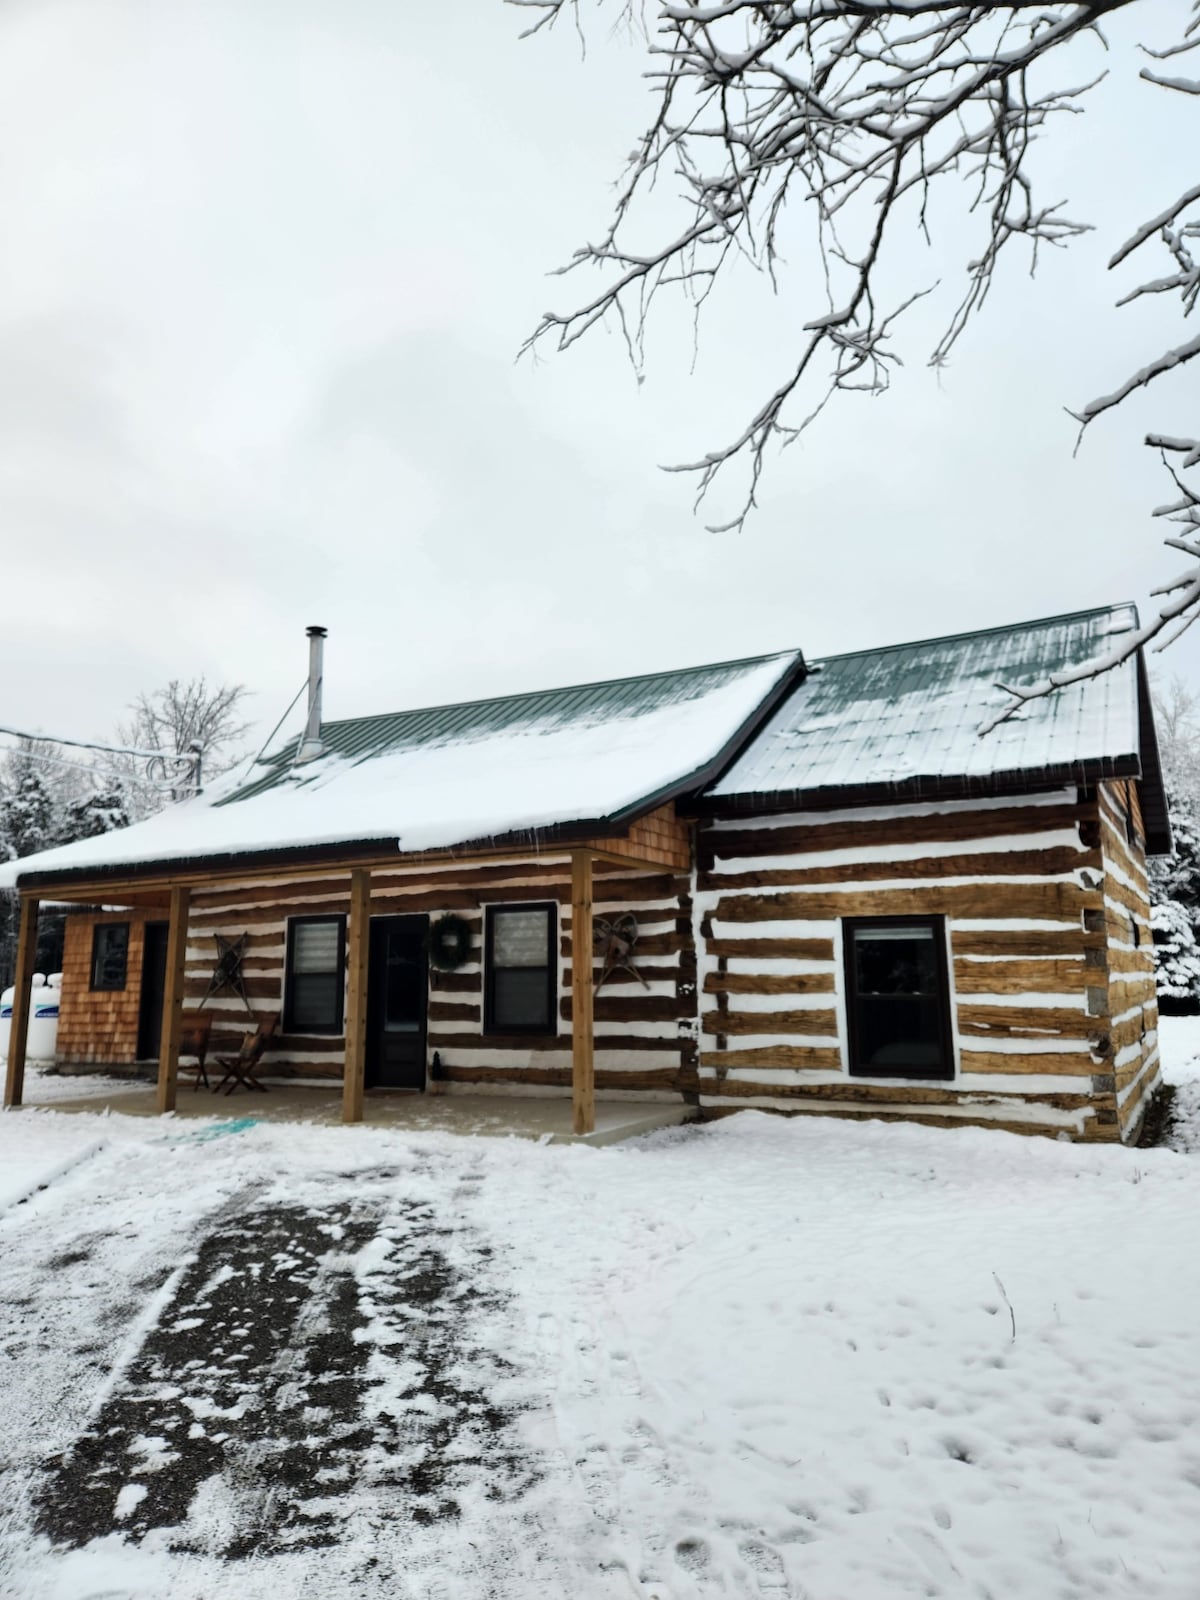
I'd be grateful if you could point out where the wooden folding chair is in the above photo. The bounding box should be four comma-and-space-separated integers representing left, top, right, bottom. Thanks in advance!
180, 1011, 214, 1092
213, 1011, 280, 1096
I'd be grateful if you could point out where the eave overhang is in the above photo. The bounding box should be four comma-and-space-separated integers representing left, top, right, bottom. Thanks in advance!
10, 652, 809, 901
1135, 652, 1172, 856
687, 753, 1146, 821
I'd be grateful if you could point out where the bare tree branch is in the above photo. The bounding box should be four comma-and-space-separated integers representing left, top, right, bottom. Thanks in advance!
517, 0, 1200, 728
112, 678, 252, 815
519, 0, 1140, 533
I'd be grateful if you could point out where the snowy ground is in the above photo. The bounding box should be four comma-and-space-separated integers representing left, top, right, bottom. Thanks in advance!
1159, 1013, 1200, 1154
11, 1065, 140, 1106
3, 1061, 1200, 1597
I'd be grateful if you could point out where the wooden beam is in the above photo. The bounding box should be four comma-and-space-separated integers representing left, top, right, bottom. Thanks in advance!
571, 849, 595, 1136
3, 895, 40, 1109
586, 846, 687, 875
15, 845, 584, 904
155, 886, 191, 1114
14, 830, 688, 907
342, 867, 371, 1124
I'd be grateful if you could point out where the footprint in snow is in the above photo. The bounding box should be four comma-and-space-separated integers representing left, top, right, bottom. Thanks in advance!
738, 1538, 790, 1592
675, 1537, 711, 1575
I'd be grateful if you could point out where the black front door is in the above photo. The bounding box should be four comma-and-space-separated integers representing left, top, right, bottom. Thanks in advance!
137, 922, 170, 1060
366, 915, 428, 1090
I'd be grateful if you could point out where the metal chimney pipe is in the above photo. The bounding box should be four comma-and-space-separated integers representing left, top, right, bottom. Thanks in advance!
296, 625, 327, 764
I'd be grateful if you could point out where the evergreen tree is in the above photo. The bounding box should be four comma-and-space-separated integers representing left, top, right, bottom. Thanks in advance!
1149, 781, 1200, 1015
0, 758, 133, 986
1151, 900, 1200, 1017
61, 785, 131, 841
1, 767, 55, 859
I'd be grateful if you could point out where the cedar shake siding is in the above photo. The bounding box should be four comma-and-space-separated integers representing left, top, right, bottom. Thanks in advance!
57, 912, 148, 1065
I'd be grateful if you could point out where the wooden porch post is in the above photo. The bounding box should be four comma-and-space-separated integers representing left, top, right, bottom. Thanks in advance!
342, 867, 371, 1124
155, 886, 191, 1114
571, 848, 595, 1136
3, 894, 40, 1109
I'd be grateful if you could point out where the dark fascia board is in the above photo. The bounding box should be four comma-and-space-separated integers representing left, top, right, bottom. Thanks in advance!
1135, 651, 1172, 856
688, 754, 1145, 819
14, 836, 406, 895
607, 650, 809, 826
12, 813, 680, 897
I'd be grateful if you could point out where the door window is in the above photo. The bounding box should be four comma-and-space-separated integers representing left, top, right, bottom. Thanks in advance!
382, 925, 423, 1033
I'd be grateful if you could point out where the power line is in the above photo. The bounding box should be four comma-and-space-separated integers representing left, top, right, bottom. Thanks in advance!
0, 745, 115, 780
0, 721, 195, 764
0, 744, 184, 795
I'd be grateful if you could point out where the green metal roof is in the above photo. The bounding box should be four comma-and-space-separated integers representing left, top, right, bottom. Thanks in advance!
220, 649, 802, 807
712, 603, 1168, 847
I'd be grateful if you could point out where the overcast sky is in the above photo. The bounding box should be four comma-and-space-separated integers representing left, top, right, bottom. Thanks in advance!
0, 0, 1195, 755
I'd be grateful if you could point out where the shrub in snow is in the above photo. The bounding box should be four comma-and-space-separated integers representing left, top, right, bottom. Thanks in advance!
1152, 900, 1200, 1015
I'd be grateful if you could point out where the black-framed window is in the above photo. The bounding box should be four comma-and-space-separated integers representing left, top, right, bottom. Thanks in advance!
844, 916, 954, 1080
90, 922, 130, 991
485, 902, 557, 1034
284, 915, 346, 1034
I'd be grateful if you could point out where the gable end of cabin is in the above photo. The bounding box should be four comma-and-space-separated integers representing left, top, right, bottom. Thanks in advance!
691, 782, 1161, 1144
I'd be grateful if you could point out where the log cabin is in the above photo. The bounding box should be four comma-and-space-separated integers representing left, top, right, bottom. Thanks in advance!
2, 603, 1169, 1143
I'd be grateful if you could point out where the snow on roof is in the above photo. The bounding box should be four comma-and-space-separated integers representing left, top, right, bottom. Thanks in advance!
712, 604, 1144, 802
2, 650, 801, 884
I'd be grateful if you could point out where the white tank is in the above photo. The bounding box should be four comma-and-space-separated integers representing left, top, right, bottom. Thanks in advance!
0, 977, 61, 1064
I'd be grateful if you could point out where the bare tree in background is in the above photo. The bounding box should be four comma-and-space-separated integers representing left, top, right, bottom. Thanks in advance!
515, 0, 1199, 721
114, 679, 251, 815
1155, 674, 1200, 792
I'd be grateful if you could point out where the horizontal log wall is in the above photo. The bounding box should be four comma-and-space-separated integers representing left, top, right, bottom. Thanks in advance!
57, 911, 149, 1065
693, 788, 1122, 1141
52, 790, 1155, 1145
1097, 779, 1160, 1141
183, 851, 696, 1094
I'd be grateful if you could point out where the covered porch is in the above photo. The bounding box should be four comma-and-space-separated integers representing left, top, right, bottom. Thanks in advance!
8, 1074, 694, 1146
3, 817, 694, 1138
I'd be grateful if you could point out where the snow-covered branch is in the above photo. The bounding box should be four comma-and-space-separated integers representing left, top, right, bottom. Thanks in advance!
518, 0, 1156, 531
517, 0, 1200, 724
981, 438, 1200, 732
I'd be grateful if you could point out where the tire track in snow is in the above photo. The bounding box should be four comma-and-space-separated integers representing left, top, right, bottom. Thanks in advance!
30, 1159, 546, 1574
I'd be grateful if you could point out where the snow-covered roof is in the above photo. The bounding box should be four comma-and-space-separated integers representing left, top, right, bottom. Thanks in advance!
712, 603, 1160, 814
2, 602, 1170, 891
3, 650, 803, 886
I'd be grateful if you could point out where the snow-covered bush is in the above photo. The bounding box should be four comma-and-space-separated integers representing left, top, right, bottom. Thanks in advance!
1152, 899, 1200, 1015
1150, 780, 1200, 1014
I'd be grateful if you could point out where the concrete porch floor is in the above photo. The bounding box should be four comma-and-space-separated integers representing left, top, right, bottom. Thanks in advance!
12, 1071, 698, 1147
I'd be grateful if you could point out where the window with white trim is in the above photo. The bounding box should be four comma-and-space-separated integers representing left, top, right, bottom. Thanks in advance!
844, 917, 953, 1080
